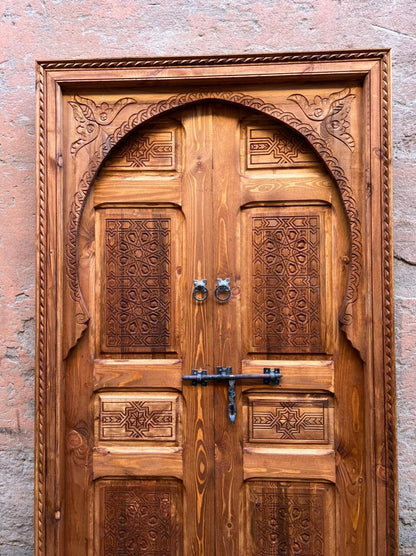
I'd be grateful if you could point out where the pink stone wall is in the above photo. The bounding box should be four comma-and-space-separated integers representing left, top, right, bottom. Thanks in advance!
0, 1, 414, 553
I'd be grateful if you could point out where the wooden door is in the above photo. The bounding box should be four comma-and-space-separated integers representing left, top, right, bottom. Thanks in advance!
36, 52, 396, 556
64, 101, 358, 554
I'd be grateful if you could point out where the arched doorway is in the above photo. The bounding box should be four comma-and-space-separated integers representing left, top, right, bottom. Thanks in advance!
65, 101, 362, 554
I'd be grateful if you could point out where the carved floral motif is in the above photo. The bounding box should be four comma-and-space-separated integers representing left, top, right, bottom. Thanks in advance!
69, 95, 136, 156
288, 88, 355, 151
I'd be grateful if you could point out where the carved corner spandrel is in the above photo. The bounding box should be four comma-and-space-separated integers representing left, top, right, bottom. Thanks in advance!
288, 87, 356, 152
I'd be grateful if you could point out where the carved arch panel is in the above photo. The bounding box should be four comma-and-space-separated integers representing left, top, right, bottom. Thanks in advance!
64, 91, 363, 359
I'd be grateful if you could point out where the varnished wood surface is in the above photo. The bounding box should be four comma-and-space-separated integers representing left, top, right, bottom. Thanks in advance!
36, 52, 396, 556
92, 448, 183, 479
243, 448, 336, 482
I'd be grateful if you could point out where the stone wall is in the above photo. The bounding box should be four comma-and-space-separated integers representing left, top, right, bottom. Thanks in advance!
0, 1, 414, 553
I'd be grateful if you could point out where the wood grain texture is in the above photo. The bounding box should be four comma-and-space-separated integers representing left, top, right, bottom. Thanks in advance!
36, 52, 395, 555
92, 448, 183, 479
211, 105, 244, 555
93, 359, 183, 390
241, 360, 334, 392
180, 104, 216, 555
243, 448, 336, 482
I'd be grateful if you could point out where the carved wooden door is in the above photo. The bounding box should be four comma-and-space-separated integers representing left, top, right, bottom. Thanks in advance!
37, 52, 396, 556
64, 100, 356, 555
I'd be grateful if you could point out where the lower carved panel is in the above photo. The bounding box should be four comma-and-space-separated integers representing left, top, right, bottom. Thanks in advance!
96, 479, 182, 555
246, 481, 334, 556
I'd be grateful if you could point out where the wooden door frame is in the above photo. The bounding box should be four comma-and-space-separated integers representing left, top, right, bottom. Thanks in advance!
35, 50, 396, 555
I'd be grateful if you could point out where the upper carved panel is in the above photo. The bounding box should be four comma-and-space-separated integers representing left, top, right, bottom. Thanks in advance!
64, 91, 362, 356
101, 213, 174, 353
250, 210, 326, 353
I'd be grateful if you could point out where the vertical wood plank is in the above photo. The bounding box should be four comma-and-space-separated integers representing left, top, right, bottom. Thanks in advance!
211, 104, 245, 554
181, 105, 215, 555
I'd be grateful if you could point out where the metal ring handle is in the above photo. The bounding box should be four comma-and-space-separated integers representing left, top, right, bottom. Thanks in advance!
192, 279, 208, 302
214, 278, 231, 302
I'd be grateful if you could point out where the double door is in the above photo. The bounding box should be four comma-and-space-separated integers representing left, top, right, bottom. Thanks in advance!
66, 102, 364, 554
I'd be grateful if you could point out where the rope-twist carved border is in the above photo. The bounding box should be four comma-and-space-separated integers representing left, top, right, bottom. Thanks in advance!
65, 90, 362, 330
381, 55, 396, 556
40, 50, 388, 70
36, 64, 46, 556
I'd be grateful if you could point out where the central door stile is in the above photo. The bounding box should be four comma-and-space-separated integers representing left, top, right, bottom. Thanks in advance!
212, 105, 244, 555
181, 104, 216, 554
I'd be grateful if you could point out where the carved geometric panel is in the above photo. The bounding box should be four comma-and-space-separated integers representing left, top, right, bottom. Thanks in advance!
247, 482, 334, 556
248, 395, 331, 444
109, 125, 177, 170
97, 393, 178, 442
97, 479, 182, 555
246, 125, 317, 169
250, 210, 326, 353
101, 212, 174, 352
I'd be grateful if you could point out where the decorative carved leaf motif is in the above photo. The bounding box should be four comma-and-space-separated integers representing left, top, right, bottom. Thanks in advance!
288, 88, 355, 151
69, 95, 137, 157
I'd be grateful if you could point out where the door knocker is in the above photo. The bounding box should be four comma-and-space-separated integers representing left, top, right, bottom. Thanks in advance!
214, 278, 231, 302
192, 279, 209, 302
